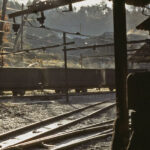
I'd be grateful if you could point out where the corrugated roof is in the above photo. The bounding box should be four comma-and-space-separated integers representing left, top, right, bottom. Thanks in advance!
126, 0, 150, 6
109, 0, 150, 6
136, 17, 150, 31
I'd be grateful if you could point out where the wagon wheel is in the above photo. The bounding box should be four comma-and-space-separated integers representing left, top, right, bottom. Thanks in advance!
0, 91, 3, 95
75, 89, 80, 93
109, 87, 114, 91
81, 89, 87, 93
61, 89, 66, 94
19, 90, 25, 96
12, 90, 18, 96
55, 89, 61, 94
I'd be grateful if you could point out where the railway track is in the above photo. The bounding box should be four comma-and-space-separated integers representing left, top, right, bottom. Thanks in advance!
0, 101, 115, 150
0, 91, 115, 100
6, 119, 114, 150
8, 128, 113, 150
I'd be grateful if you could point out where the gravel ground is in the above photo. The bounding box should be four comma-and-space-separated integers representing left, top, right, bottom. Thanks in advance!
0, 92, 116, 150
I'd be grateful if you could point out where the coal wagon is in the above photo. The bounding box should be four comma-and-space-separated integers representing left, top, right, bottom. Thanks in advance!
0, 68, 103, 96
42, 68, 103, 93
0, 68, 43, 96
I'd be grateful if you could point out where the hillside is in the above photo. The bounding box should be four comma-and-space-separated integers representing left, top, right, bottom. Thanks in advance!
0, 0, 148, 68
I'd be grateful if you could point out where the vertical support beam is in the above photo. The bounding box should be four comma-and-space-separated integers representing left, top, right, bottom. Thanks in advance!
63, 32, 69, 102
13, 14, 28, 51
0, 48, 3, 67
21, 4, 24, 50
80, 55, 83, 68
80, 23, 82, 33
0, 0, 8, 67
111, 0, 129, 150
0, 0, 7, 45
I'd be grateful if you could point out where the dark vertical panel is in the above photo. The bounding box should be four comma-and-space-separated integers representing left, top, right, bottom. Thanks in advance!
112, 0, 129, 150
21, 4, 24, 50
63, 32, 69, 102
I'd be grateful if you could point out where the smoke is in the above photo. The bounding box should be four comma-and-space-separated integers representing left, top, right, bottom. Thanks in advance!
82, 58, 115, 69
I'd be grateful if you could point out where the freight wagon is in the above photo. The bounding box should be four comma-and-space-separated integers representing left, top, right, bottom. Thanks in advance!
0, 68, 146, 96
0, 68, 103, 96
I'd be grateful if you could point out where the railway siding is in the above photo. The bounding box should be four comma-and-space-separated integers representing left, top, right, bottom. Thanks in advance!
0, 92, 116, 150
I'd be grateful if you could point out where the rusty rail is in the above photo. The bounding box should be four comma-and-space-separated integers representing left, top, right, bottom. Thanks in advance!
5, 122, 114, 150
0, 101, 106, 140
0, 102, 115, 149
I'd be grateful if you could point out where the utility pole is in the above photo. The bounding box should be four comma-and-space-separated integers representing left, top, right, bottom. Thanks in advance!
13, 14, 29, 51
80, 55, 83, 68
80, 23, 82, 33
63, 32, 69, 102
0, 0, 8, 67
111, 0, 129, 150
21, 4, 24, 50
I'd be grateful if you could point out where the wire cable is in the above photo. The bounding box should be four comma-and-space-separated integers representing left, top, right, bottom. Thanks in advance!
0, 41, 75, 55
0, 19, 95, 38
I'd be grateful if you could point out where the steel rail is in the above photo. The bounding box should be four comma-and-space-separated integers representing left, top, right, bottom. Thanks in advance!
54, 124, 130, 150
0, 102, 115, 149
0, 101, 106, 139
5, 123, 114, 150
52, 129, 113, 150
0, 101, 108, 149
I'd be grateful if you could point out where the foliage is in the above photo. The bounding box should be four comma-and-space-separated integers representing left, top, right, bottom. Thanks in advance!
1, 0, 149, 67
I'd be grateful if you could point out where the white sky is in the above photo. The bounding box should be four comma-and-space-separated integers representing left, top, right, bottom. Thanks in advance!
17, 0, 112, 8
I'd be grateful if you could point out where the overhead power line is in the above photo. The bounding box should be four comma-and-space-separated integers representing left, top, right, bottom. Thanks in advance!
0, 19, 93, 37
1, 41, 75, 55
65, 39, 150, 51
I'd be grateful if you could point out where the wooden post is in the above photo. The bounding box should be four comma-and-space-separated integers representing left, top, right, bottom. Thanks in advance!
13, 14, 28, 51
0, 0, 8, 67
80, 55, 83, 68
111, 0, 129, 150
21, 4, 24, 50
0, 0, 8, 45
63, 32, 69, 102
